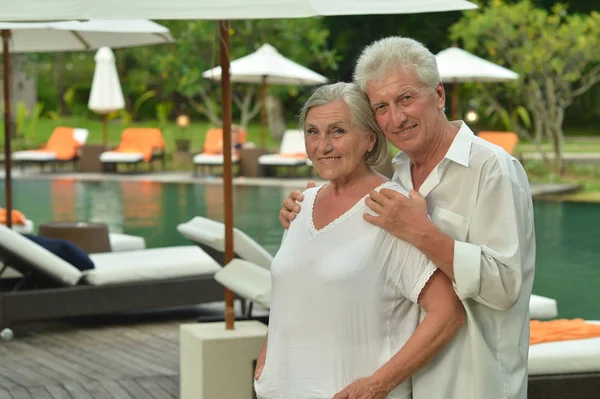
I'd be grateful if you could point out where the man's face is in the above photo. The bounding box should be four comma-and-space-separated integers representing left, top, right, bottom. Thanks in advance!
366, 68, 445, 158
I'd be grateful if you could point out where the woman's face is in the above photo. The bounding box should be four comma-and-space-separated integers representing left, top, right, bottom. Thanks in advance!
305, 99, 376, 183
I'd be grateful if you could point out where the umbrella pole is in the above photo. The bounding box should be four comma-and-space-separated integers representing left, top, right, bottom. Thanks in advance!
220, 20, 235, 331
260, 76, 267, 148
451, 80, 459, 120
102, 114, 108, 147
2, 30, 12, 228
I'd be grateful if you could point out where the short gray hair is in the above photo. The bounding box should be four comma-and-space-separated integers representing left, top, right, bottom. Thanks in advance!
298, 82, 388, 167
354, 37, 440, 91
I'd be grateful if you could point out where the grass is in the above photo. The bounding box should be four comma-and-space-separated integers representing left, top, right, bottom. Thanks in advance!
7, 116, 293, 153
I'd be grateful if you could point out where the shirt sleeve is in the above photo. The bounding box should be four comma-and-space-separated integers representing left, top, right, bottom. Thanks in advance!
377, 231, 438, 303
453, 159, 533, 310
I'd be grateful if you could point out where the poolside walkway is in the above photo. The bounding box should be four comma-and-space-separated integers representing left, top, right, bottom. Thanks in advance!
0, 302, 263, 399
0, 169, 582, 197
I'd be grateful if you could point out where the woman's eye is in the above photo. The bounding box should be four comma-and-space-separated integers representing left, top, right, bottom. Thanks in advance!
307, 129, 318, 135
334, 128, 345, 135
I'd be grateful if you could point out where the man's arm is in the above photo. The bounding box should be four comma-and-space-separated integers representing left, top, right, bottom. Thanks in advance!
365, 166, 532, 311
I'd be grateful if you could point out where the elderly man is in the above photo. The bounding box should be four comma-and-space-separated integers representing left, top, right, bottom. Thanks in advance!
280, 36, 535, 399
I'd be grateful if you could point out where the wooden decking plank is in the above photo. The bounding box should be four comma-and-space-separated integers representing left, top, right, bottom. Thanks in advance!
75, 380, 113, 399
0, 363, 37, 389
0, 388, 12, 399
25, 387, 51, 399
6, 387, 32, 399
155, 375, 179, 396
28, 332, 126, 380
0, 342, 69, 386
62, 381, 93, 399
135, 376, 176, 399
100, 380, 134, 399
113, 327, 179, 367
69, 328, 175, 376
118, 379, 153, 398
43, 384, 73, 399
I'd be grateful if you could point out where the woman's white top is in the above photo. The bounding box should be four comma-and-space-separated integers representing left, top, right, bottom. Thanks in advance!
254, 181, 437, 399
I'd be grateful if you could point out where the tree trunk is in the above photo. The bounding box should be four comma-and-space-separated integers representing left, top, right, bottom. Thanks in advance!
266, 95, 286, 140
55, 53, 66, 116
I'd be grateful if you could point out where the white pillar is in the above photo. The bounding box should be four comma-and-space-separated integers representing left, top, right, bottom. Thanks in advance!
180, 320, 268, 399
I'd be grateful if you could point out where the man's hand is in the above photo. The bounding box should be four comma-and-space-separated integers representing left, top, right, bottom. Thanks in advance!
278, 180, 316, 229
364, 188, 431, 244
254, 359, 265, 381
332, 377, 389, 399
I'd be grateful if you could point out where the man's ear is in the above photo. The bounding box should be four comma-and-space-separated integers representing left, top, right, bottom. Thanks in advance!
435, 82, 445, 111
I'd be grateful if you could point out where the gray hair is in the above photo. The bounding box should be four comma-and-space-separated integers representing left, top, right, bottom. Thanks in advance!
298, 82, 388, 167
354, 37, 440, 91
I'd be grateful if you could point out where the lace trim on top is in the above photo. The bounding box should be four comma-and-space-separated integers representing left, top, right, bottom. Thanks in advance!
307, 181, 396, 241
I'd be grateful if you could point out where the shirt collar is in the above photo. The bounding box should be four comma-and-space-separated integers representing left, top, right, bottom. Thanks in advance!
392, 120, 474, 168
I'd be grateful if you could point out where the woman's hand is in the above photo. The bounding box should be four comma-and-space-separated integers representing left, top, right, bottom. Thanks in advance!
254, 359, 265, 380
332, 377, 389, 399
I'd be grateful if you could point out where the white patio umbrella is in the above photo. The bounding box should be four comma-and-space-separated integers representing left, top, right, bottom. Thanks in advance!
0, 19, 173, 228
202, 43, 328, 146
88, 47, 126, 146
0, 0, 478, 330
436, 47, 519, 119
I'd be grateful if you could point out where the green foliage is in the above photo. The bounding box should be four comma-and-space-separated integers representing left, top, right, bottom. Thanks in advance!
25, 102, 44, 142
15, 102, 29, 138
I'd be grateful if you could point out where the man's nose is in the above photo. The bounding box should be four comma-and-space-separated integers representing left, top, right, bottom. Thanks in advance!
390, 105, 408, 127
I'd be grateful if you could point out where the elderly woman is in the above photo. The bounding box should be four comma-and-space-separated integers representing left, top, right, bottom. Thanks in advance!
253, 82, 464, 399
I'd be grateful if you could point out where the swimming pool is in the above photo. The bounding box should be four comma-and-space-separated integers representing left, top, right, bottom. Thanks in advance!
2, 178, 598, 320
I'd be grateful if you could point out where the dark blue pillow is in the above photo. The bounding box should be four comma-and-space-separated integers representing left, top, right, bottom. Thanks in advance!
22, 234, 95, 271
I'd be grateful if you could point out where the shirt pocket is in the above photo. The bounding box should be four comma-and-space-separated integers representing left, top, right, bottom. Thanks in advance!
430, 207, 471, 241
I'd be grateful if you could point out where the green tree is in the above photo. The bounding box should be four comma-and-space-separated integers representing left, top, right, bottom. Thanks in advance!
125, 19, 336, 129
451, 0, 600, 172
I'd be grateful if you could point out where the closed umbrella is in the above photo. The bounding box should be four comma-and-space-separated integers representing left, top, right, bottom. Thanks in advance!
88, 47, 126, 146
0, 19, 173, 227
436, 47, 519, 119
202, 43, 328, 146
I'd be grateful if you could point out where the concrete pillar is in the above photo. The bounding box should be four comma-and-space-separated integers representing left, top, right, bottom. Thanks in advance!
180, 320, 267, 399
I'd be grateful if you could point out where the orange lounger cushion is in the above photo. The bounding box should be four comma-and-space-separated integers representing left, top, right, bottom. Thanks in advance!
0, 208, 27, 225
530, 319, 600, 345
113, 128, 165, 162
34, 127, 81, 160
478, 131, 520, 154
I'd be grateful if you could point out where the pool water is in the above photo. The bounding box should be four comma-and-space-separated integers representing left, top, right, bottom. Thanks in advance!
2, 179, 599, 320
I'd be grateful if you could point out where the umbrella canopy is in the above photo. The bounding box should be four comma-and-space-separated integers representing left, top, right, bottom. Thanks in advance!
1, 20, 173, 228
436, 47, 519, 83
202, 43, 328, 85
0, 0, 478, 21
88, 47, 126, 145
0, 20, 174, 52
436, 47, 518, 119
203, 43, 327, 146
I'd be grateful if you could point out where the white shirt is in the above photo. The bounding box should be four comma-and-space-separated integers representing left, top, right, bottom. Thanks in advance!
254, 182, 437, 399
393, 122, 536, 399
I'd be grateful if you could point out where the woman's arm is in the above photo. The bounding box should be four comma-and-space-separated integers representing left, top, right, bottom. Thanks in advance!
254, 332, 269, 380
333, 271, 464, 398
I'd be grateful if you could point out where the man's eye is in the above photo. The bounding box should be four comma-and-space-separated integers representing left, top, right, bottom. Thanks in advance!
334, 128, 345, 134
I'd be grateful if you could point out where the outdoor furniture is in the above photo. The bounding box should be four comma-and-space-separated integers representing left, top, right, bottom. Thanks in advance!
0, 225, 223, 340
12, 127, 88, 172
240, 147, 270, 177
99, 128, 166, 172
477, 131, 520, 155
79, 144, 110, 173
258, 129, 309, 177
530, 294, 558, 319
192, 127, 247, 176
39, 221, 112, 254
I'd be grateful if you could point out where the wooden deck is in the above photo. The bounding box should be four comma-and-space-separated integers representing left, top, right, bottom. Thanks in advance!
0, 305, 241, 399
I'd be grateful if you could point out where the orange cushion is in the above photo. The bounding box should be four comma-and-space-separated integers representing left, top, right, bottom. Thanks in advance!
114, 128, 165, 161
33, 127, 81, 160
530, 319, 600, 345
0, 208, 27, 225
478, 131, 520, 154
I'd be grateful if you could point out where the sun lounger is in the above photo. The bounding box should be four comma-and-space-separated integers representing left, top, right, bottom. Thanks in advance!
258, 129, 309, 176
100, 128, 166, 171
177, 216, 273, 316
12, 127, 88, 171
528, 320, 600, 399
0, 225, 223, 339
193, 127, 247, 176
530, 294, 558, 319
477, 131, 520, 155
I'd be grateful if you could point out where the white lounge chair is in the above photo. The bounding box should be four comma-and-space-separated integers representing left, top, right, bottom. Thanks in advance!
13, 127, 89, 171
529, 294, 558, 319
258, 129, 308, 176
0, 225, 223, 340
177, 216, 273, 315
528, 321, 600, 398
